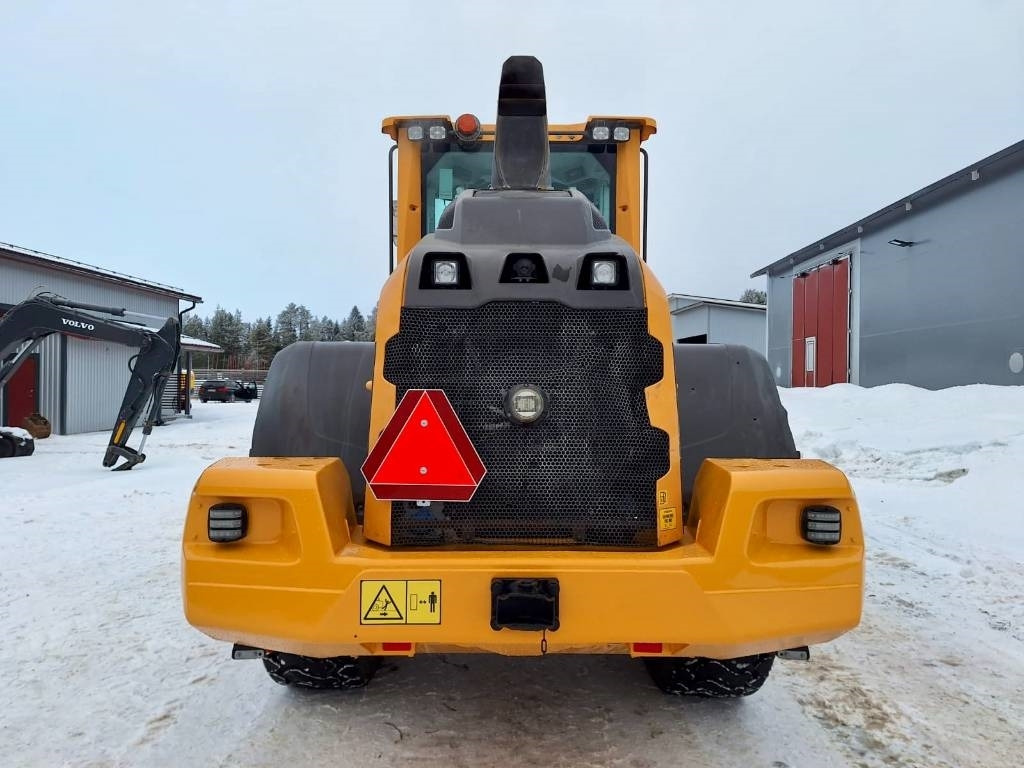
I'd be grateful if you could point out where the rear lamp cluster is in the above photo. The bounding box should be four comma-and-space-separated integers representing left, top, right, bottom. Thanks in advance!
590, 125, 631, 142
407, 115, 482, 143
208, 504, 247, 543
801, 505, 842, 545
405, 123, 448, 141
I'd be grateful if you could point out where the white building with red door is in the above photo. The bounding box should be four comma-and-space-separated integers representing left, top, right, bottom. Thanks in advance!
0, 241, 204, 434
752, 138, 1024, 389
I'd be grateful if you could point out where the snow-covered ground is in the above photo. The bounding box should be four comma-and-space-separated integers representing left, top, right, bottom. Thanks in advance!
2, 387, 1022, 767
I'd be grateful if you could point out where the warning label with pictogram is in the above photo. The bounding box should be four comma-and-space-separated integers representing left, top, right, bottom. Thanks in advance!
659, 507, 677, 531
360, 580, 442, 625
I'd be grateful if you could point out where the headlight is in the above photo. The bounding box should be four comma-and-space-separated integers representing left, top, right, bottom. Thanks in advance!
407, 125, 424, 141
428, 125, 447, 140
613, 126, 630, 141
591, 125, 610, 141
591, 259, 618, 286
433, 260, 459, 285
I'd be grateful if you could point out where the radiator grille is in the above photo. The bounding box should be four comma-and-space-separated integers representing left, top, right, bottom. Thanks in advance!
383, 301, 668, 547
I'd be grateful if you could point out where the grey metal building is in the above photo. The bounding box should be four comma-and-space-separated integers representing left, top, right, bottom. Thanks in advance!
668, 293, 766, 353
753, 139, 1024, 389
1, 241, 203, 434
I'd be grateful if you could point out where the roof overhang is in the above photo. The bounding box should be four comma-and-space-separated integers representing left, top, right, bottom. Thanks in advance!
751, 138, 1024, 278
0, 241, 203, 303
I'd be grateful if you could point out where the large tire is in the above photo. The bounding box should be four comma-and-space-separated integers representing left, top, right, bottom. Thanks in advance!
0, 434, 14, 459
262, 651, 380, 690
645, 654, 775, 698
673, 344, 798, 508
251, 341, 375, 514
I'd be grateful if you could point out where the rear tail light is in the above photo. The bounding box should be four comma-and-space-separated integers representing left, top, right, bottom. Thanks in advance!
217, 386, 227, 393
208, 504, 247, 542
802, 505, 842, 545
632, 642, 663, 654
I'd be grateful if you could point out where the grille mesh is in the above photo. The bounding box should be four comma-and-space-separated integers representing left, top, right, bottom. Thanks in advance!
383, 301, 668, 547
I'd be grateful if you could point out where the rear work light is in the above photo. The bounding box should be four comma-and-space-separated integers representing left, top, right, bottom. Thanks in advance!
428, 124, 447, 140
433, 259, 459, 285
612, 126, 630, 141
802, 505, 842, 545
208, 504, 247, 543
406, 125, 424, 141
591, 125, 610, 141
591, 259, 618, 286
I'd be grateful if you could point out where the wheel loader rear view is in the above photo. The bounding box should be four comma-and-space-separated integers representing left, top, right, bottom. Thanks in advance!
182, 57, 863, 697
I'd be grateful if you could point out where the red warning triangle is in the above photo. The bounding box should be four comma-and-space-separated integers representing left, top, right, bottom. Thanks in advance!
362, 390, 486, 502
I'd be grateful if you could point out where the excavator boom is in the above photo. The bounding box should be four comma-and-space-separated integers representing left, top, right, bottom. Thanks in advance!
0, 294, 180, 469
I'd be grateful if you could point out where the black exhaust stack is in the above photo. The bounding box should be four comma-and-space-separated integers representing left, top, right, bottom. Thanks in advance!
491, 56, 550, 190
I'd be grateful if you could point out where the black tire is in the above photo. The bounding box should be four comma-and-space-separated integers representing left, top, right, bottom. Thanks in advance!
200, 399, 207, 403
645, 654, 775, 698
0, 435, 15, 459
262, 651, 380, 690
251, 341, 375, 512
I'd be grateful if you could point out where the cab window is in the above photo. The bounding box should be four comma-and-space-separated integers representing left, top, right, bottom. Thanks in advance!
421, 144, 616, 234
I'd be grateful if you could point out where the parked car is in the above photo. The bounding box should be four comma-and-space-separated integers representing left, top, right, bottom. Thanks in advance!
197, 379, 258, 403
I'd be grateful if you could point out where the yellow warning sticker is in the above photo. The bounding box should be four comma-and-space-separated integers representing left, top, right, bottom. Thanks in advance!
659, 507, 677, 531
360, 580, 442, 625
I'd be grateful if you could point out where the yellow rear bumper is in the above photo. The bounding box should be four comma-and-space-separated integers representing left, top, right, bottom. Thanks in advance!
182, 457, 863, 659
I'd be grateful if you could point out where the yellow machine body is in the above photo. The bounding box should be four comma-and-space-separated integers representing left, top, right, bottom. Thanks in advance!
183, 106, 864, 661
184, 456, 862, 658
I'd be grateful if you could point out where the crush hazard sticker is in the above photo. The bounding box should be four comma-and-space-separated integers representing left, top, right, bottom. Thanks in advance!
360, 580, 442, 625
659, 507, 677, 531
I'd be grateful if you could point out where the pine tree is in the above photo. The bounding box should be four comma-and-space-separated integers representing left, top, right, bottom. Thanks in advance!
739, 289, 767, 305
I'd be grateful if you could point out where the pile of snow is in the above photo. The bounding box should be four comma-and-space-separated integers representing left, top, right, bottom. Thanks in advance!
0, 388, 1021, 767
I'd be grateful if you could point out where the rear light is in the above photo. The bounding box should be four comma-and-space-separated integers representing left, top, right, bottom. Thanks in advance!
217, 386, 227, 393
428, 124, 447, 140
208, 504, 247, 543
802, 505, 842, 545
591, 259, 618, 286
433, 260, 459, 285
455, 113, 481, 141
633, 642, 663, 654
382, 642, 413, 652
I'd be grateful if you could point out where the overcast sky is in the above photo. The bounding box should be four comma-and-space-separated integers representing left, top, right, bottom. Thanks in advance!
1, 1, 1022, 320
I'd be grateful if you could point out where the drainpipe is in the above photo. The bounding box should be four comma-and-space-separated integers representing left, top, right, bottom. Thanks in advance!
179, 300, 198, 418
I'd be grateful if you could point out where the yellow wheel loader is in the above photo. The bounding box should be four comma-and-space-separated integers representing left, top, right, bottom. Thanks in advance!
182, 57, 863, 697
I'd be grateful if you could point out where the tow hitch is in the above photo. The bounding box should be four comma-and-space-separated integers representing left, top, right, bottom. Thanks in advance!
490, 578, 560, 631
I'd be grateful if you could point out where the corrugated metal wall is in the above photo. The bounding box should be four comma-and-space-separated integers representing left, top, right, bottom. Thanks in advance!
64, 337, 135, 434
36, 334, 62, 431
1, 255, 182, 434
764, 160, 1024, 389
